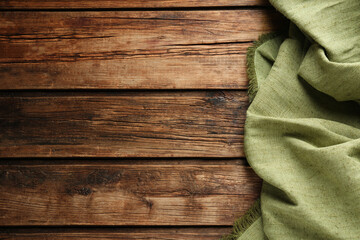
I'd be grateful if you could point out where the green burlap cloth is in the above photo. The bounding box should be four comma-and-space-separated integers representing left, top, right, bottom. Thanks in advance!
222, 0, 360, 239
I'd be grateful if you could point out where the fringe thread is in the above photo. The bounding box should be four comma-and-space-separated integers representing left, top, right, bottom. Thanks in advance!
220, 199, 261, 240
220, 32, 282, 240
247, 32, 279, 102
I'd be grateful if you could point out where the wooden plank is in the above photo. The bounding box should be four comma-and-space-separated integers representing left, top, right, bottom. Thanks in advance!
0, 0, 270, 9
0, 10, 283, 89
0, 160, 261, 226
0, 227, 232, 240
0, 91, 247, 158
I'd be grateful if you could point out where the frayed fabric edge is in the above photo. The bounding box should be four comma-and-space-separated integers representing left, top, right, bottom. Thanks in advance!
220, 199, 261, 240
220, 32, 281, 240
247, 32, 279, 102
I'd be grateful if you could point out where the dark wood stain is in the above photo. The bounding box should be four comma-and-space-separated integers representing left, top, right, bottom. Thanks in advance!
66, 186, 93, 196
0, 168, 47, 189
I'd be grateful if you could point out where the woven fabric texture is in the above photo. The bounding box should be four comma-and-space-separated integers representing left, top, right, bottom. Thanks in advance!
235, 1, 360, 239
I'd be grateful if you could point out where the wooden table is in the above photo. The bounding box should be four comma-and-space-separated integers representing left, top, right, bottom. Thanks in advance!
0, 1, 283, 238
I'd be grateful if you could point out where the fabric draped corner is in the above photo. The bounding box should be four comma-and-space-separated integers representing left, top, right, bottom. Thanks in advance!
222, 0, 360, 239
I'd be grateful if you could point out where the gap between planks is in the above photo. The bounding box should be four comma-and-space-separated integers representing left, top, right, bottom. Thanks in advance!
0, 158, 250, 165
0, 227, 232, 240
0, 0, 270, 9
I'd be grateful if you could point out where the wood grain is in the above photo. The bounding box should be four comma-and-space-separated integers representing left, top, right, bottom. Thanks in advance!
0, 91, 247, 158
0, 160, 261, 226
0, 227, 232, 240
0, 10, 283, 89
0, 0, 269, 9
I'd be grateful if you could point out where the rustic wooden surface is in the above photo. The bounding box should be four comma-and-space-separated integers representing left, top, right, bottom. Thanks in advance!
0, 91, 246, 157
0, 10, 282, 89
0, 160, 261, 226
0, 0, 280, 238
0, 227, 232, 240
0, 0, 269, 9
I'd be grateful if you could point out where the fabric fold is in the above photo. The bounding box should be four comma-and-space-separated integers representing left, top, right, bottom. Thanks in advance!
223, 1, 360, 239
